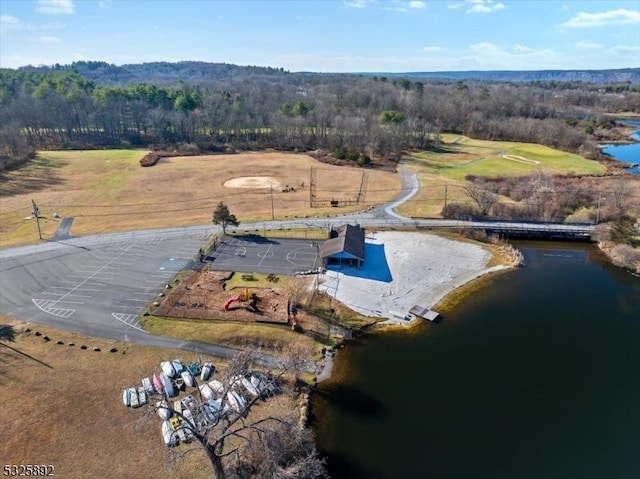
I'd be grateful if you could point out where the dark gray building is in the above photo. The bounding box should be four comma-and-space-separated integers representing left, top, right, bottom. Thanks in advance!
320, 224, 365, 268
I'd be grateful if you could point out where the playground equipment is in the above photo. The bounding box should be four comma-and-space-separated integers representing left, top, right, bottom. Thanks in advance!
223, 289, 254, 311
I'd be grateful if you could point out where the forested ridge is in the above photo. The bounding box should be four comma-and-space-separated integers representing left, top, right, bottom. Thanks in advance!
1, 62, 640, 169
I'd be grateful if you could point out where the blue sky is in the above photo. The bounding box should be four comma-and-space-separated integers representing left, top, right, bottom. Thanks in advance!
0, 0, 638, 72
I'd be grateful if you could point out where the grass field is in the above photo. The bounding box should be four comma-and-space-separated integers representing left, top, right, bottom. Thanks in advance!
397, 135, 609, 218
0, 150, 401, 247
407, 134, 606, 180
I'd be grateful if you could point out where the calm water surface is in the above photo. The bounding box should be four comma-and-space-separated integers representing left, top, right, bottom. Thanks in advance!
602, 119, 640, 175
312, 242, 640, 479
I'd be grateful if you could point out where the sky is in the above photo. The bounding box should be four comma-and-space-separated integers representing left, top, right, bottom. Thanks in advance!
0, 0, 639, 72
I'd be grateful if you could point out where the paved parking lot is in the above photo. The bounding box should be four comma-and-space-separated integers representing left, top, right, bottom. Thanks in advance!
0, 232, 212, 337
206, 235, 321, 276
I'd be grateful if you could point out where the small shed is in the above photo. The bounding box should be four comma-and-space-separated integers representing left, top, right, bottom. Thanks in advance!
320, 224, 365, 268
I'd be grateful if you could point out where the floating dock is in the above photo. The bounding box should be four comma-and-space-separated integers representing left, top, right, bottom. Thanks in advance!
409, 305, 439, 322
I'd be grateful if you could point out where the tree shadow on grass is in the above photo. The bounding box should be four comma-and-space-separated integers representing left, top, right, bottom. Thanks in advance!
0, 325, 53, 384
0, 155, 67, 197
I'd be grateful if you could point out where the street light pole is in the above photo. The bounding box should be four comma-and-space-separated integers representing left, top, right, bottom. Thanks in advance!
31, 199, 42, 240
270, 185, 275, 221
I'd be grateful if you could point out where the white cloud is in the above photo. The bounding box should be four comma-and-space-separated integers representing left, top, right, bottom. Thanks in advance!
35, 35, 61, 43
423, 46, 446, 52
0, 15, 37, 33
408, 1, 426, 8
344, 0, 374, 8
37, 0, 74, 15
611, 45, 640, 55
40, 22, 66, 30
1, 14, 20, 24
562, 4, 570, 11
563, 9, 640, 28
513, 44, 531, 52
466, 0, 505, 14
574, 40, 603, 49
97, 1, 109, 7
448, 3, 464, 9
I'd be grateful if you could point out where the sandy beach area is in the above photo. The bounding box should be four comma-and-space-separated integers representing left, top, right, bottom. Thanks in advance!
318, 231, 507, 325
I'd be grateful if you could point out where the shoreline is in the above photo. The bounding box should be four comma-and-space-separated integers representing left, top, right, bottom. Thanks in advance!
313, 231, 516, 383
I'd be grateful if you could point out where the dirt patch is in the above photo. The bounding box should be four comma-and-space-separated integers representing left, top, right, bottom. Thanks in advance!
153, 271, 290, 323
223, 176, 281, 189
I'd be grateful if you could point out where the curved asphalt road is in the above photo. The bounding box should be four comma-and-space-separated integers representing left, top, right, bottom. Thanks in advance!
0, 167, 593, 358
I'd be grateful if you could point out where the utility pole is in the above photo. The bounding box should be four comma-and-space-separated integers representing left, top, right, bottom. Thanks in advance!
444, 185, 448, 213
31, 199, 42, 240
270, 185, 275, 221
596, 192, 604, 225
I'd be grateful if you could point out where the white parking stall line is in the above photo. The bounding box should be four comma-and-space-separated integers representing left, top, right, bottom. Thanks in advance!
58, 280, 106, 286
50, 286, 100, 292
112, 313, 146, 332
40, 292, 92, 299
35, 244, 136, 317
32, 299, 76, 318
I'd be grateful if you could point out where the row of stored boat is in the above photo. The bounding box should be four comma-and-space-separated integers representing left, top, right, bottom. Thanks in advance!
122, 359, 215, 408
120, 358, 273, 447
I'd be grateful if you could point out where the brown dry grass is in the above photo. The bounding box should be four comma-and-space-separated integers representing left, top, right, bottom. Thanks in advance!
0, 150, 401, 248
0, 321, 216, 479
0, 319, 307, 479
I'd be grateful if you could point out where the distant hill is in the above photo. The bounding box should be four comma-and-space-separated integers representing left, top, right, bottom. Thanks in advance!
361, 69, 640, 84
15, 61, 640, 86
17, 61, 290, 86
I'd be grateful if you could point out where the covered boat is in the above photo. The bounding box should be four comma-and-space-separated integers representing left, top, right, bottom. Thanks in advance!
162, 420, 177, 447
122, 388, 131, 407
199, 383, 215, 400
241, 377, 259, 397
208, 379, 224, 394
200, 362, 213, 381
161, 361, 176, 378
181, 370, 195, 388
226, 390, 246, 413
152, 374, 164, 394
129, 387, 140, 408
171, 359, 185, 375
160, 373, 177, 398
156, 400, 171, 420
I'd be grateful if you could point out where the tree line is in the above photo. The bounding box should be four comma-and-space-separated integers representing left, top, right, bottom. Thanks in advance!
2, 64, 639, 170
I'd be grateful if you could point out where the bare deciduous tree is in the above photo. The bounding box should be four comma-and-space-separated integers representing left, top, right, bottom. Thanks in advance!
148, 349, 326, 479
464, 183, 498, 217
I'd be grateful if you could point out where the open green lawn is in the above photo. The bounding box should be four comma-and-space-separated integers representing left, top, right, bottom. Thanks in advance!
407, 135, 606, 180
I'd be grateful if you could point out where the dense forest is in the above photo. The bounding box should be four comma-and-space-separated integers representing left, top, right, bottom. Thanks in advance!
1, 62, 640, 169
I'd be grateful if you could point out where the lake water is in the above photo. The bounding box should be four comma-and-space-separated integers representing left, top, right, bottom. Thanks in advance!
312, 242, 640, 479
602, 119, 640, 175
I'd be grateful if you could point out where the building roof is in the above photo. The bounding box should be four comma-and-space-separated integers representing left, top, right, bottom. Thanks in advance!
320, 224, 365, 260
